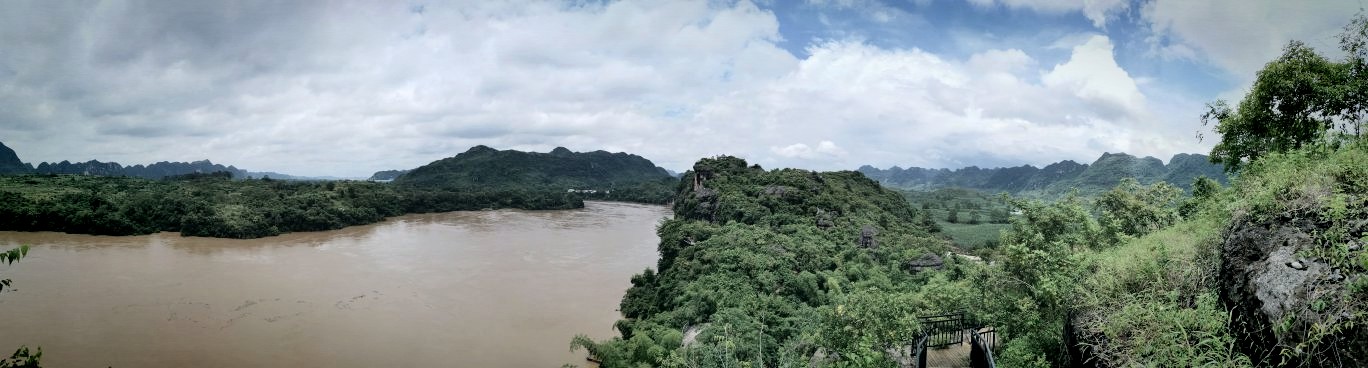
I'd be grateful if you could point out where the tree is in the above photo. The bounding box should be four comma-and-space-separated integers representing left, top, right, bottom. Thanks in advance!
1203, 15, 1368, 172
0, 246, 27, 295
1095, 178, 1181, 240
947, 203, 959, 223
982, 196, 1096, 366
1340, 13, 1368, 133
1179, 176, 1222, 218
1, 246, 40, 368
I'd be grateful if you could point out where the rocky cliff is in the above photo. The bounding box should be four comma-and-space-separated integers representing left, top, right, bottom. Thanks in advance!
0, 141, 31, 174
1220, 211, 1367, 366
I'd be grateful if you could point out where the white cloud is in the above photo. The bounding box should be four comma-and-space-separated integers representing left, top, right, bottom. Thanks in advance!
1042, 35, 1146, 120
691, 35, 1203, 171
968, 49, 1034, 73
772, 143, 816, 159
0, 0, 796, 175
815, 141, 848, 156
1141, 0, 1359, 81
772, 141, 848, 159
0, 0, 1212, 176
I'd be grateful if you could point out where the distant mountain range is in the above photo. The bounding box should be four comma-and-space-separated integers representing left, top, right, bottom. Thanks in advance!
858, 152, 1228, 196
0, 140, 345, 180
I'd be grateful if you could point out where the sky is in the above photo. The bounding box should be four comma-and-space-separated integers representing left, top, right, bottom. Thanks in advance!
0, 0, 1362, 177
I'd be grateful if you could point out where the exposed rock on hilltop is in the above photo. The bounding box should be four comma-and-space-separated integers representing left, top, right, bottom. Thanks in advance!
1220, 211, 1367, 366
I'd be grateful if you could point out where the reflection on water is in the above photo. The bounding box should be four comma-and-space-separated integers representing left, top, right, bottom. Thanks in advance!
0, 201, 669, 368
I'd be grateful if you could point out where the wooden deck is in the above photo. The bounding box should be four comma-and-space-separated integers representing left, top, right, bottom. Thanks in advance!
923, 342, 971, 368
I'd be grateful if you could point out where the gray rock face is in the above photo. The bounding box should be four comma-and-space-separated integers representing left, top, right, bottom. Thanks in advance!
1251, 245, 1324, 319
859, 225, 878, 248
1219, 213, 1366, 366
681, 324, 707, 348
906, 253, 943, 273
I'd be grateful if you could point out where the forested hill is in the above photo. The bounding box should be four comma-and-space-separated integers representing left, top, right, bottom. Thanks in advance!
395, 145, 675, 201
367, 169, 409, 181
572, 156, 953, 367
857, 151, 1226, 195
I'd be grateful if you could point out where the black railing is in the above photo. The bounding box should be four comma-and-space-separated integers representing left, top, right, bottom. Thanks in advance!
919, 311, 967, 348
914, 334, 928, 368
911, 311, 999, 368
970, 327, 997, 368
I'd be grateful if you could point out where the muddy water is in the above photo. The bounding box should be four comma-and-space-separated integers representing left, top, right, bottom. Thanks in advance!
0, 201, 669, 367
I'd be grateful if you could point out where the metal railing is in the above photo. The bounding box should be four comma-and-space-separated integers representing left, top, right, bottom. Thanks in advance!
918, 311, 967, 348
914, 334, 928, 368
911, 311, 999, 368
970, 327, 997, 368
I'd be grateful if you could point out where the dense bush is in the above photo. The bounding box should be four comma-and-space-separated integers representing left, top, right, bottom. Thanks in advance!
0, 174, 590, 239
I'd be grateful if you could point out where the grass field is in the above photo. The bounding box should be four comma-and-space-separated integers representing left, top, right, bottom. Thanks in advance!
936, 221, 1010, 249
899, 187, 1014, 250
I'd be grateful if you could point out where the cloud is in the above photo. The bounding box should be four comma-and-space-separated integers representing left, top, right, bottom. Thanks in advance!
0, 0, 1217, 176
1140, 0, 1359, 81
1042, 35, 1146, 120
690, 35, 1203, 170
771, 140, 848, 159
0, 1, 795, 175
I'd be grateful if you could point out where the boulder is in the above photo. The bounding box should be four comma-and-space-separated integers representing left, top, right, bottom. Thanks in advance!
859, 226, 879, 248
906, 253, 943, 273
1219, 212, 1367, 366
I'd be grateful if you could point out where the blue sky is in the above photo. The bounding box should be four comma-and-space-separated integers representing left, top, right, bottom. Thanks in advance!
0, 0, 1361, 176
771, 1, 1234, 102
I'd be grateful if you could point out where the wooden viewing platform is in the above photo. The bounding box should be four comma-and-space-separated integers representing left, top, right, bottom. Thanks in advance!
921, 337, 972, 368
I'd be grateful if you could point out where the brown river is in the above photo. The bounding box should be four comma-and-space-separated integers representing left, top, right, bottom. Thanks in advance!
0, 201, 670, 367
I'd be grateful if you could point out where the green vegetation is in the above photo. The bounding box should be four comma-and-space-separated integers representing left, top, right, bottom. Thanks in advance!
902, 188, 1012, 249
1, 245, 29, 294
566, 154, 1246, 367
1, 245, 41, 368
936, 222, 1010, 250
999, 17, 1368, 366
574, 17, 1368, 367
1057, 138, 1367, 367
367, 169, 409, 181
0, 173, 586, 238
397, 145, 675, 204
1203, 30, 1367, 171
1073, 196, 1246, 366
570, 156, 966, 367
0, 146, 680, 239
